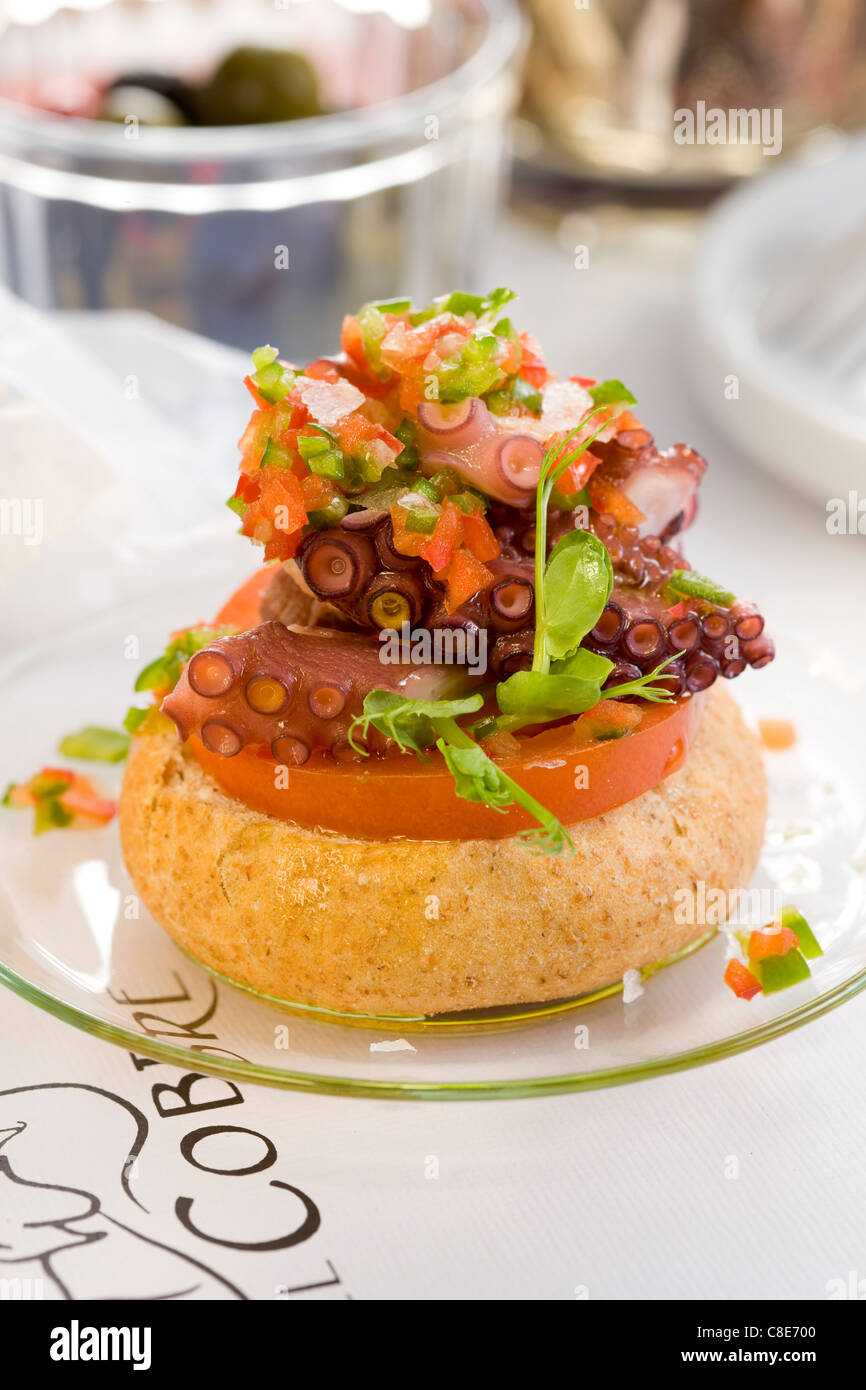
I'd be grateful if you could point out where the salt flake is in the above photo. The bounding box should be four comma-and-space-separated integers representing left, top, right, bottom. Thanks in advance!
293, 376, 364, 428
622, 969, 644, 1004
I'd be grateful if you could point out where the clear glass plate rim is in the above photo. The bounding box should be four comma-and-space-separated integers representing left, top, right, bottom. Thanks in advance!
2, 955, 864, 1101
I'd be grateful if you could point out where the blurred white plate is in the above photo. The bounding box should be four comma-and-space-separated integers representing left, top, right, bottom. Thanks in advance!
691, 135, 866, 507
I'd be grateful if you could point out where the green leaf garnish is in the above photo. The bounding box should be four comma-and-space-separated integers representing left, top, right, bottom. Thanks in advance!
530, 405, 624, 675
496, 650, 614, 721
588, 379, 637, 408
484, 651, 677, 739
58, 726, 130, 763
347, 690, 573, 856
348, 690, 484, 756
538, 530, 613, 666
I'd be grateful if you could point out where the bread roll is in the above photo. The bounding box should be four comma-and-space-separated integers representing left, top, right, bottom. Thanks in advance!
119, 686, 765, 1016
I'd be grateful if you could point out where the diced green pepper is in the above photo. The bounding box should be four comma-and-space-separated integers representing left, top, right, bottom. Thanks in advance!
251, 344, 279, 370
123, 706, 149, 734
133, 656, 172, 693
665, 569, 737, 609
372, 297, 411, 314
356, 303, 390, 379
449, 492, 478, 515
413, 478, 440, 505
588, 378, 637, 408
297, 434, 331, 459
429, 467, 460, 497
405, 508, 438, 534
306, 449, 346, 481
486, 375, 543, 416
260, 438, 293, 469
29, 772, 72, 798
549, 483, 591, 512
438, 332, 505, 403
134, 626, 237, 694
34, 797, 73, 836
309, 494, 349, 529
58, 726, 130, 763
410, 287, 515, 327
755, 949, 812, 994
393, 417, 420, 468
225, 493, 247, 518
780, 905, 823, 959
252, 358, 295, 404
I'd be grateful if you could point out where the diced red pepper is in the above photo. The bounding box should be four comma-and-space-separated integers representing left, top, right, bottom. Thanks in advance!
436, 549, 494, 613
498, 336, 522, 377
747, 926, 800, 960
60, 783, 116, 822
341, 314, 368, 372
304, 357, 342, 383
571, 375, 597, 388
578, 699, 642, 741
243, 375, 271, 409
724, 958, 762, 1000
334, 411, 402, 463
232, 472, 261, 506
299, 472, 335, 513
587, 475, 646, 526
238, 407, 271, 474
460, 510, 500, 563
241, 468, 308, 556
5, 767, 115, 830
519, 332, 549, 387
389, 504, 429, 558
263, 531, 301, 562
758, 719, 797, 752
611, 409, 643, 434
546, 433, 602, 494
421, 502, 463, 572
480, 729, 521, 760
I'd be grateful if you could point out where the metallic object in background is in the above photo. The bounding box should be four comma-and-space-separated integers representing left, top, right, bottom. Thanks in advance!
522, 0, 866, 187
0, 0, 525, 354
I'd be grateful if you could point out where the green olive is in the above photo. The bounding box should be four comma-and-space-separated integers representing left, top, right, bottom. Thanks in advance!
194, 46, 322, 126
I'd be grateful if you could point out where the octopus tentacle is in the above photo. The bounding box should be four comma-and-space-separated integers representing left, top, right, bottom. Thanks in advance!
416, 399, 543, 507
591, 434, 707, 540
162, 620, 477, 761
584, 583, 772, 698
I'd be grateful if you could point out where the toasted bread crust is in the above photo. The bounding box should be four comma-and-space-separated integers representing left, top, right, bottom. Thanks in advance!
119, 687, 766, 1016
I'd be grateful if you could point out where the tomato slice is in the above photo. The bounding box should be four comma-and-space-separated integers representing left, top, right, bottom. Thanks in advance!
190, 694, 703, 841
214, 565, 274, 630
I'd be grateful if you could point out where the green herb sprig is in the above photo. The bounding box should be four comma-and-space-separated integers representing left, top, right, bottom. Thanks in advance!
347, 692, 573, 855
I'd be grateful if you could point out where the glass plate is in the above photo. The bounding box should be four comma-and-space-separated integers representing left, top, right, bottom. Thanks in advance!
1, 593, 864, 1100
